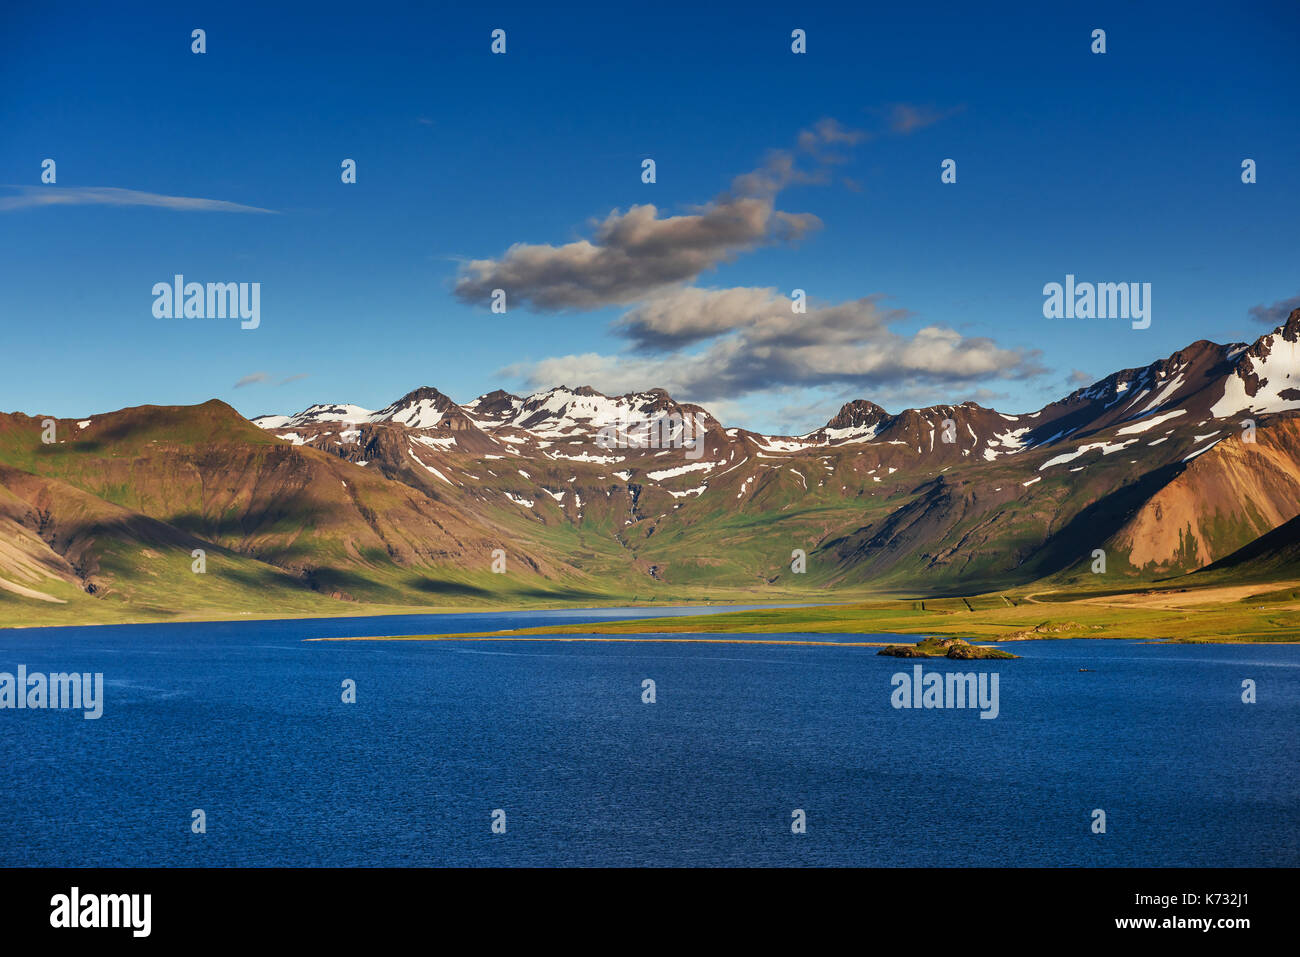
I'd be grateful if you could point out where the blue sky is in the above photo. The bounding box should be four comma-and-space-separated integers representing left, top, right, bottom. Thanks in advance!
2, 0, 1297, 433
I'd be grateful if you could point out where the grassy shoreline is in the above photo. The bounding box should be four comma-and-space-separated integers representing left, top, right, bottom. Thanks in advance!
314, 580, 1300, 644
0, 596, 820, 631
5, 577, 1298, 645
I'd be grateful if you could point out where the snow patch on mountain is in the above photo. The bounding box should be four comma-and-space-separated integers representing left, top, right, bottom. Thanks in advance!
1039, 439, 1139, 470
1211, 333, 1300, 416
409, 451, 454, 486
1115, 409, 1186, 435
647, 460, 719, 481
668, 486, 707, 498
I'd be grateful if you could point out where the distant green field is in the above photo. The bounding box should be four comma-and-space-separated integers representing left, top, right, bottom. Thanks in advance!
393, 579, 1300, 645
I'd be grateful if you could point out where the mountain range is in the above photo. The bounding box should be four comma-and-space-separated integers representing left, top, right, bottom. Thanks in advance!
3, 310, 1299, 625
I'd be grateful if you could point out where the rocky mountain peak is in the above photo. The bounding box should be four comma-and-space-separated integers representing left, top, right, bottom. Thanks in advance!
825, 399, 888, 430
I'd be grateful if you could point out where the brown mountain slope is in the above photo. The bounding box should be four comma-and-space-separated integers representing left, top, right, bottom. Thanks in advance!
0, 400, 591, 610
1108, 416, 1300, 575
0, 479, 85, 603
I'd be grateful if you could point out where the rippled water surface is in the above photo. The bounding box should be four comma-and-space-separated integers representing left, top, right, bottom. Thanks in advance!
2, 612, 1296, 866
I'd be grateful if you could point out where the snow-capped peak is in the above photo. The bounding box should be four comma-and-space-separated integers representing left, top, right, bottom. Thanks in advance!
251, 403, 374, 429
1211, 308, 1300, 417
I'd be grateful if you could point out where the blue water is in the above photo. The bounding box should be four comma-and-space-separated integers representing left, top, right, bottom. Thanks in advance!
1, 609, 1297, 866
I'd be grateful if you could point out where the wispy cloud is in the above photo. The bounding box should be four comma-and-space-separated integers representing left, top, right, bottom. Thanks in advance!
881, 103, 964, 135
0, 185, 277, 214
235, 371, 308, 388
1248, 292, 1300, 326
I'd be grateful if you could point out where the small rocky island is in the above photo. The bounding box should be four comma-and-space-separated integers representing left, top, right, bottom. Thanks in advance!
877, 637, 1018, 659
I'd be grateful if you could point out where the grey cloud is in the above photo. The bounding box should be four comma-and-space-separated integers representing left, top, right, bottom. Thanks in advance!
453, 120, 864, 311
1248, 293, 1300, 326
618, 286, 910, 353
505, 287, 1044, 404
454, 197, 819, 311
616, 286, 790, 350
